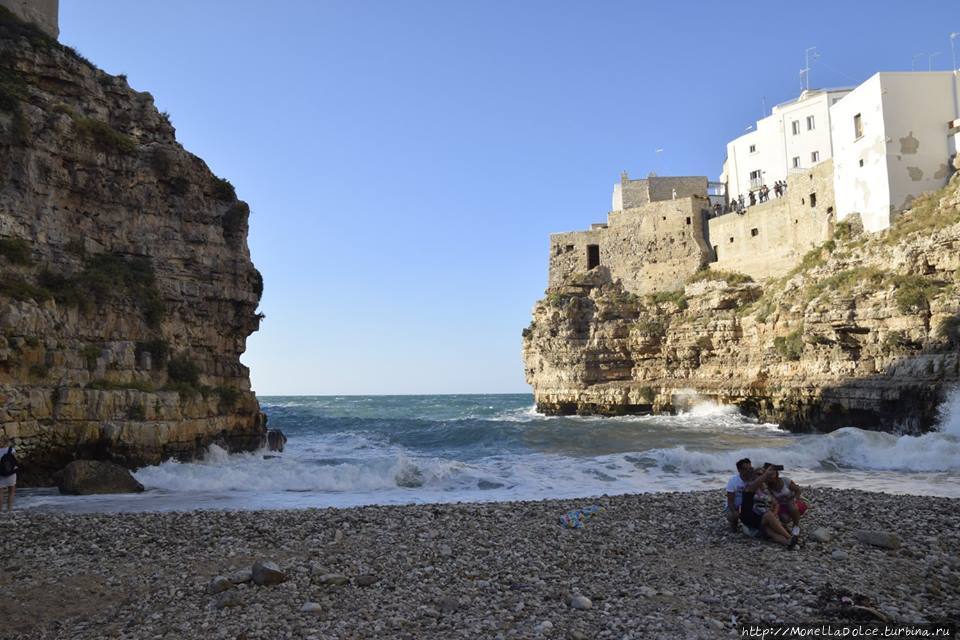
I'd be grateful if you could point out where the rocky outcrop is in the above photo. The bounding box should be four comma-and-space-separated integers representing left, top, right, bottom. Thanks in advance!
523, 174, 960, 432
0, 9, 265, 483
58, 459, 144, 494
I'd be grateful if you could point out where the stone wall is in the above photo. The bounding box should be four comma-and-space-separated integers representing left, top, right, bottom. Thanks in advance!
614, 174, 707, 210
708, 160, 836, 279
548, 197, 712, 295
0, 0, 58, 38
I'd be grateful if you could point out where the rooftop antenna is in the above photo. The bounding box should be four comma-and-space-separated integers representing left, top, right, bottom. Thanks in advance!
928, 51, 942, 71
801, 47, 820, 91
912, 52, 925, 71
951, 33, 959, 71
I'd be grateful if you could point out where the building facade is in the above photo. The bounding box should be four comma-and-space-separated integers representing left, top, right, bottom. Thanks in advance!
721, 88, 851, 203
830, 71, 960, 232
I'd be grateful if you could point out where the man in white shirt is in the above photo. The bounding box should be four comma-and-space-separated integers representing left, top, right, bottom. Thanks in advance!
724, 457, 753, 531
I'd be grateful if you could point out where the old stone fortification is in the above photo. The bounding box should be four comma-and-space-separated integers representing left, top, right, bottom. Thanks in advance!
0, 0, 57, 38
613, 173, 706, 210
708, 161, 836, 279
525, 170, 960, 432
0, 9, 265, 484
549, 196, 713, 295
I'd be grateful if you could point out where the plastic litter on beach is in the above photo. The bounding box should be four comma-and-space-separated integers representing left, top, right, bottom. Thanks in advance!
558, 505, 601, 529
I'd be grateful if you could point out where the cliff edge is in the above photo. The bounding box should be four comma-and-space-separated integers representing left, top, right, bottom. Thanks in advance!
0, 9, 266, 484
523, 169, 960, 432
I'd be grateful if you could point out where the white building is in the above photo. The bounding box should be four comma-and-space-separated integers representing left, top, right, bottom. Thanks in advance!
721, 87, 852, 203
830, 71, 960, 232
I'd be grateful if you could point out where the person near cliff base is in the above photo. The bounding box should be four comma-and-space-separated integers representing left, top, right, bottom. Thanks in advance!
0, 440, 19, 512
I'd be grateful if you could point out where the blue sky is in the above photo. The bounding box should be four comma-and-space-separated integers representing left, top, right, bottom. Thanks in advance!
60, 1, 956, 394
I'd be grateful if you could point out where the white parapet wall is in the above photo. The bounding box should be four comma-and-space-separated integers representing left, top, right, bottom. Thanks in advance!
0, 0, 59, 38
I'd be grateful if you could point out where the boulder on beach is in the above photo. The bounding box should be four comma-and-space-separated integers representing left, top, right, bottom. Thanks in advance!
251, 560, 286, 586
58, 460, 145, 495
855, 530, 901, 549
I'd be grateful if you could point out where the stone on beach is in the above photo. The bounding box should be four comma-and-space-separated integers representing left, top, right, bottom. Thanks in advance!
57, 460, 145, 495
855, 530, 901, 549
207, 576, 233, 594
567, 594, 592, 610
251, 560, 286, 586
809, 527, 832, 543
300, 602, 323, 615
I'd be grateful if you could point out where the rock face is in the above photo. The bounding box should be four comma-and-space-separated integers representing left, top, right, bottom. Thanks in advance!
0, 10, 265, 484
58, 459, 144, 494
523, 175, 960, 432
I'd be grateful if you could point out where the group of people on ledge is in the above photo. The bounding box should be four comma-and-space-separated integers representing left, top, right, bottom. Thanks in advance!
712, 180, 790, 217
725, 457, 805, 548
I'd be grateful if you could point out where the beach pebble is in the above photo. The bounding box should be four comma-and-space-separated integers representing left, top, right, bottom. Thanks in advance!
211, 590, 243, 610
300, 602, 323, 615
535, 620, 553, 633
438, 596, 459, 613
568, 595, 592, 610
317, 573, 349, 586
356, 574, 379, 587
228, 569, 252, 584
251, 560, 286, 586
207, 575, 233, 594
832, 549, 849, 561
639, 586, 657, 597
856, 530, 901, 549
809, 528, 832, 543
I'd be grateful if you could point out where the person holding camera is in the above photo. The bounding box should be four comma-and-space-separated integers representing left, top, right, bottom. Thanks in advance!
764, 464, 806, 535
731, 459, 798, 548
0, 438, 19, 512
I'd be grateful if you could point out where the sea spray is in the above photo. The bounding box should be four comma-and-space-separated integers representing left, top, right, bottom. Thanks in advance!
936, 386, 960, 435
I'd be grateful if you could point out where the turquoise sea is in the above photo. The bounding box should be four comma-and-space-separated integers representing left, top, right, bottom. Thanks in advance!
18, 393, 960, 512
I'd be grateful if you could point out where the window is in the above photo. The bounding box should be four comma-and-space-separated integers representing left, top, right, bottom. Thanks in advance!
587, 245, 600, 270
749, 170, 762, 188
809, 193, 817, 208
858, 158, 864, 167
792, 156, 801, 168
811, 151, 820, 163
853, 113, 863, 139
685, 217, 691, 225
751, 228, 759, 237
806, 115, 815, 130
791, 120, 800, 135
748, 144, 757, 153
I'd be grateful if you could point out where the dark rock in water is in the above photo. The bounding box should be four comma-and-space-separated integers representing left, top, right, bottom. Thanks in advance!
477, 480, 504, 490
58, 460, 145, 495
266, 430, 287, 452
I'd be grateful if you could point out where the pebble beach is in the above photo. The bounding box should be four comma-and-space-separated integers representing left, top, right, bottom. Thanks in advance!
1, 487, 958, 639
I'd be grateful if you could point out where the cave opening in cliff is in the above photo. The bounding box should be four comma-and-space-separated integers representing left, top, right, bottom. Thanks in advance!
587, 244, 600, 269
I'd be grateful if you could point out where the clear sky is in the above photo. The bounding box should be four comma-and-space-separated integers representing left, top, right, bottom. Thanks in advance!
60, 1, 957, 395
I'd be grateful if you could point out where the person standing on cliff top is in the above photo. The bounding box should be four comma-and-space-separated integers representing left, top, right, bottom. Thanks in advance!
0, 439, 19, 512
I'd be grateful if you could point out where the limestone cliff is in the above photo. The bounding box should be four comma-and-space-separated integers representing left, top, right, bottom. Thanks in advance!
0, 9, 265, 484
523, 170, 960, 433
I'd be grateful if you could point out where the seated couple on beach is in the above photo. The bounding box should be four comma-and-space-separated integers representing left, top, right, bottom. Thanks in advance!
725, 457, 806, 549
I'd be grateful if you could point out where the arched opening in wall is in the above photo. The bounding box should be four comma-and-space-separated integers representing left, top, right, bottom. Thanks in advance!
587, 244, 600, 270
809, 193, 817, 208
685, 217, 691, 225
713, 245, 719, 260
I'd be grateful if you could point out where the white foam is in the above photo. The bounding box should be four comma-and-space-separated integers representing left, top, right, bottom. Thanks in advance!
937, 386, 960, 436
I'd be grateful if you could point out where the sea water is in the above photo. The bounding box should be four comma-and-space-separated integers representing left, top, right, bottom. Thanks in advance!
18, 392, 960, 512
